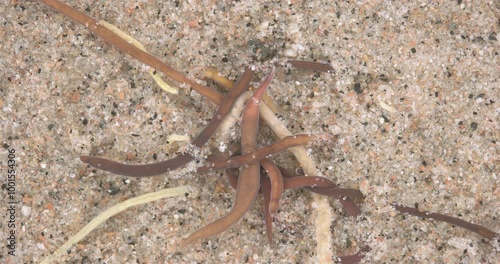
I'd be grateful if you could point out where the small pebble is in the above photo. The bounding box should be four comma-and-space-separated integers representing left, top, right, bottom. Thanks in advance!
21, 205, 32, 216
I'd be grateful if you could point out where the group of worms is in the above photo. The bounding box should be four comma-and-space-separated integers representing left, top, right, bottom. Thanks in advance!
38, 0, 498, 262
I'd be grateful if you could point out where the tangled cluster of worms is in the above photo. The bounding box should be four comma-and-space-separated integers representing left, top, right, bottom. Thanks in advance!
37, 0, 498, 263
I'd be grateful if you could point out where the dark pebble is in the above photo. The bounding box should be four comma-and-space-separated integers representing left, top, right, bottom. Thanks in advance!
470, 122, 478, 130
354, 83, 362, 94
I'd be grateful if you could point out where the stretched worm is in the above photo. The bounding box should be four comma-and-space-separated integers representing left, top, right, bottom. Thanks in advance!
394, 204, 498, 240
288, 60, 333, 72
283, 176, 364, 200
39, 0, 223, 104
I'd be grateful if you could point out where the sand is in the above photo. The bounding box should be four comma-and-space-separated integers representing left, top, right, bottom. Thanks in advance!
1, 1, 498, 263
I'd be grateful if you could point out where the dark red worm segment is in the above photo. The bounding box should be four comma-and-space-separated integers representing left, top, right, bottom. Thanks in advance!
394, 204, 498, 240
288, 60, 333, 72
278, 166, 362, 217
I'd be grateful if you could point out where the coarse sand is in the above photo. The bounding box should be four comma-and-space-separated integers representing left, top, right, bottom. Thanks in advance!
1, 1, 498, 263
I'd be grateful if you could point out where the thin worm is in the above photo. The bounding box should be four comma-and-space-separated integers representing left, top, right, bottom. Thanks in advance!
80, 68, 253, 177
191, 68, 254, 147
39, 0, 223, 104
283, 176, 364, 200
278, 166, 362, 217
260, 158, 283, 215
261, 175, 274, 243
80, 154, 193, 177
304, 187, 364, 200
288, 60, 333, 73
335, 204, 499, 264
394, 204, 498, 240
197, 134, 311, 174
